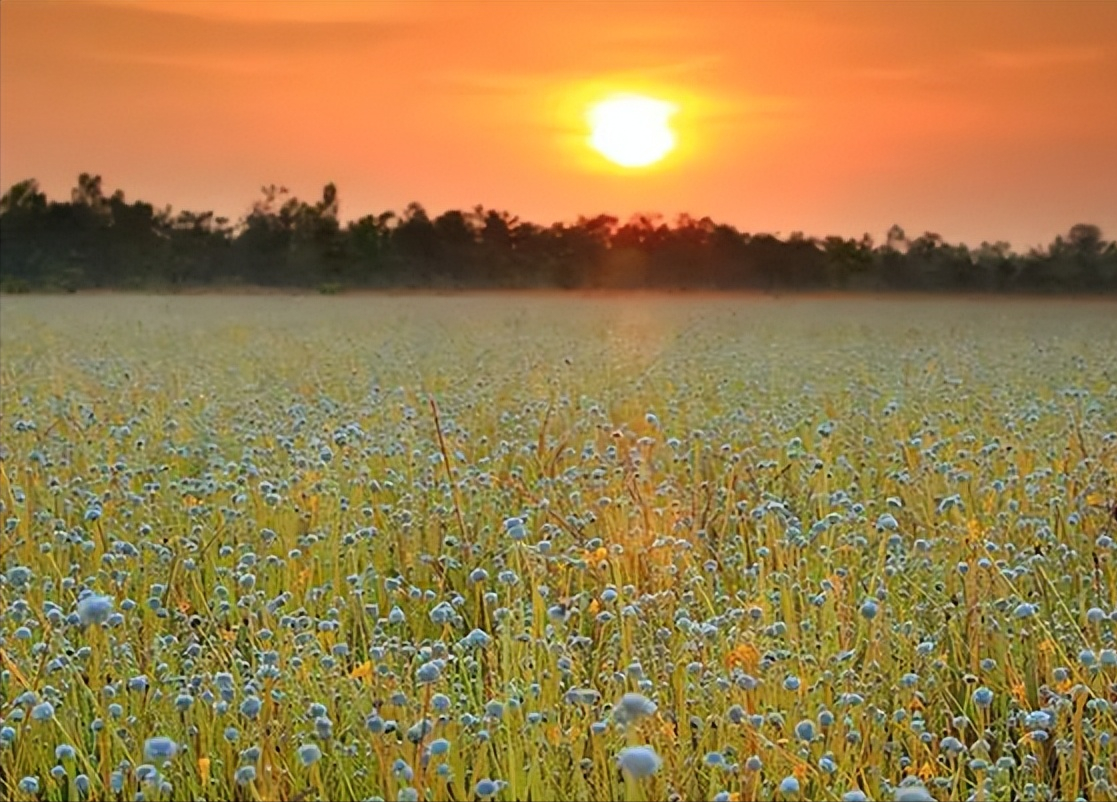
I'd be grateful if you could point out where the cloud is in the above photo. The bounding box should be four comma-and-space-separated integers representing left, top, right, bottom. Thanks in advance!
430, 55, 726, 96
979, 45, 1108, 70
96, 0, 419, 25
4, 1, 422, 66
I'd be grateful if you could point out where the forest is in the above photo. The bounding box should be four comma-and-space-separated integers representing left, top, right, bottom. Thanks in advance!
2, 174, 1114, 293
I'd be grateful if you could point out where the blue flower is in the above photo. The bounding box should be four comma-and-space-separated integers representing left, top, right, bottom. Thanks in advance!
431, 693, 451, 712
972, 687, 993, 708
234, 765, 256, 786
464, 628, 492, 649
860, 600, 879, 620
564, 688, 600, 706
429, 738, 450, 756
795, 719, 815, 742
615, 692, 657, 722
940, 736, 966, 755
476, 778, 501, 797
240, 696, 262, 719
297, 743, 322, 767
416, 661, 441, 684
876, 514, 899, 532
778, 776, 800, 797
503, 517, 527, 540
704, 751, 725, 767
174, 694, 194, 712
77, 594, 114, 626
391, 758, 414, 782
894, 783, 935, 802
617, 746, 661, 779
31, 701, 55, 721
18, 777, 39, 794
144, 737, 178, 761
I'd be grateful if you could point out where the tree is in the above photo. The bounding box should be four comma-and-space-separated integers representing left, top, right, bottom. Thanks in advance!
2, 173, 1115, 294
0, 179, 47, 215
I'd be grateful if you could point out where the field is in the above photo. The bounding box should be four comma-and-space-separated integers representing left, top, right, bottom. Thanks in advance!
1, 294, 1115, 802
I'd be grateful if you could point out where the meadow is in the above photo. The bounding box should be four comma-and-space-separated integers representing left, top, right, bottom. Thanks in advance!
0, 293, 1115, 802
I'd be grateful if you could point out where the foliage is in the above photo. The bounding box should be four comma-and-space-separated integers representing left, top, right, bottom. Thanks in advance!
3, 176, 1116, 293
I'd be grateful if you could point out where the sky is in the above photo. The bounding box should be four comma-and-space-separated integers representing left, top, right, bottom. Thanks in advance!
2, 0, 1115, 249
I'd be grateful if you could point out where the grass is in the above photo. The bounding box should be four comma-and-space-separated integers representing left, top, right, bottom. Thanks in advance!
0, 294, 1115, 802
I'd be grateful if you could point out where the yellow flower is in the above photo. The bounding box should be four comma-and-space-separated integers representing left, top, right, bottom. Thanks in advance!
198, 757, 211, 786
726, 642, 759, 672
350, 661, 373, 681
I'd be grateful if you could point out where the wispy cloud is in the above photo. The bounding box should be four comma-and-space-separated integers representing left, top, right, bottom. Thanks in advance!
429, 54, 727, 97
82, 52, 291, 77
6, 1, 422, 66
979, 45, 1108, 70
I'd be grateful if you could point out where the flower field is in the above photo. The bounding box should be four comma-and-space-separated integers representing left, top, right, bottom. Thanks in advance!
1, 294, 1115, 802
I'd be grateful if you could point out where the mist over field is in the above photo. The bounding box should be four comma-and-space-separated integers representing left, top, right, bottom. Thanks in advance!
2, 177, 1115, 295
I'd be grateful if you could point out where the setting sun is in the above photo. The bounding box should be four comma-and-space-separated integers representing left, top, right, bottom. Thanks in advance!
587, 94, 677, 168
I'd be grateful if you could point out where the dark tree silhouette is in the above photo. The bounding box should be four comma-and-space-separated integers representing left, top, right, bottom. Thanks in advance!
1, 174, 1114, 295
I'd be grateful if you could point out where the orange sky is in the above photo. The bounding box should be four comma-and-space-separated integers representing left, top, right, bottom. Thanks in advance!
2, 0, 1115, 248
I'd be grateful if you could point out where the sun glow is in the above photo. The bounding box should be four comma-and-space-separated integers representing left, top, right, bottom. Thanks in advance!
587, 94, 677, 168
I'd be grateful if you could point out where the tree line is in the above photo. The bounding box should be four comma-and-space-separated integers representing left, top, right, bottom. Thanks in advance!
2, 174, 1114, 293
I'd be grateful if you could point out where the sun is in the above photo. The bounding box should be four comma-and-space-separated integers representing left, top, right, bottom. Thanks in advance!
587, 94, 677, 168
